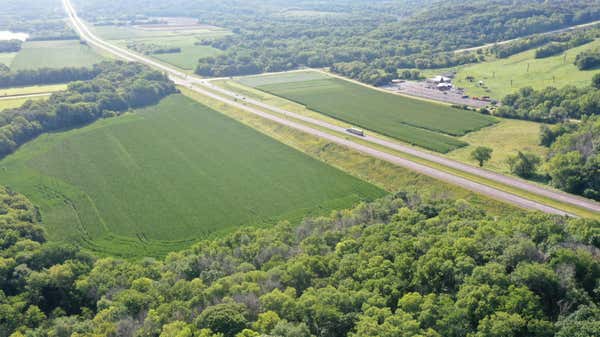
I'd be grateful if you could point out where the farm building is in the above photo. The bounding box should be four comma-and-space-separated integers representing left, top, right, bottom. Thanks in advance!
428, 75, 452, 83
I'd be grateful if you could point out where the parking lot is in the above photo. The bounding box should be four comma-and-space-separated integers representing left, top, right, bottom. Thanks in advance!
381, 80, 491, 108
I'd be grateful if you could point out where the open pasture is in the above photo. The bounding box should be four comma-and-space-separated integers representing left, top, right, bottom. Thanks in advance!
240, 71, 497, 153
0, 94, 385, 257
10, 40, 104, 70
452, 38, 600, 98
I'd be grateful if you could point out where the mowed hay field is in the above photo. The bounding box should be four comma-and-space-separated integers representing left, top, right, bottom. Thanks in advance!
240, 71, 497, 153
0, 94, 385, 257
10, 40, 104, 70
452, 39, 600, 99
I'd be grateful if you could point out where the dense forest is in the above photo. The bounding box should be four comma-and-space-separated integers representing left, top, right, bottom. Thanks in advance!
496, 78, 600, 123
540, 116, 600, 201
0, 61, 176, 158
1, 186, 599, 337
72, 0, 600, 84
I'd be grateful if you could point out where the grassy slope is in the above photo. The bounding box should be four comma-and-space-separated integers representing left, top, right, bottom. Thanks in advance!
0, 83, 67, 96
242, 72, 496, 153
453, 39, 600, 98
10, 40, 104, 70
0, 94, 385, 257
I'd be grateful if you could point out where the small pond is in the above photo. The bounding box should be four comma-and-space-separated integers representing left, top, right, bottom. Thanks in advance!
0, 31, 29, 41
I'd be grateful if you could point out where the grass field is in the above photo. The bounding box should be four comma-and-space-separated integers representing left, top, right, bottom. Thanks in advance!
0, 94, 385, 257
239, 71, 497, 153
100, 27, 227, 70
153, 44, 221, 70
448, 118, 549, 173
0, 83, 67, 96
0, 52, 17, 67
10, 40, 104, 70
0, 96, 47, 110
92, 25, 230, 40
452, 39, 600, 98
120, 36, 223, 70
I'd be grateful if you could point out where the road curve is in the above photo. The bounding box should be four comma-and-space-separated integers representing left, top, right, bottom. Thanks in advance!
63, 0, 598, 217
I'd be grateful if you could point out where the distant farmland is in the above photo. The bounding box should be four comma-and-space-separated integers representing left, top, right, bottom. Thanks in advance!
10, 40, 104, 70
239, 72, 497, 153
0, 94, 385, 257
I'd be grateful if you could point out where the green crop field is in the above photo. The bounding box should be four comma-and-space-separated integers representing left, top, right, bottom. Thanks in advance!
0, 94, 385, 257
10, 40, 104, 70
240, 71, 497, 153
452, 38, 600, 99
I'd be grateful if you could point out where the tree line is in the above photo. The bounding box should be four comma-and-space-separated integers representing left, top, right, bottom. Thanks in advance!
0, 61, 177, 158
126, 41, 181, 55
0, 66, 101, 88
0, 40, 22, 53
575, 48, 600, 70
189, 0, 600, 84
1, 185, 598, 337
496, 76, 600, 123
534, 35, 593, 59
490, 25, 600, 59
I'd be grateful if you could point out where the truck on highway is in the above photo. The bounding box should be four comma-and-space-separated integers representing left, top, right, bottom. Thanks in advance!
346, 127, 365, 136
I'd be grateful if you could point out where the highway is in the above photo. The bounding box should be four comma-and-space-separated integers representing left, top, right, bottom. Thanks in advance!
454, 19, 600, 54
63, 0, 600, 217
0, 93, 52, 100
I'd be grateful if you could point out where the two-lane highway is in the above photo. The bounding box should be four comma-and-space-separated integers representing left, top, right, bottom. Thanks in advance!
63, 0, 600, 217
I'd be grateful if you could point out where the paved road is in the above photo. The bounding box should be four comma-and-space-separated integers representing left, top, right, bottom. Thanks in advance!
64, 0, 600, 216
454, 19, 600, 54
0, 93, 52, 100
